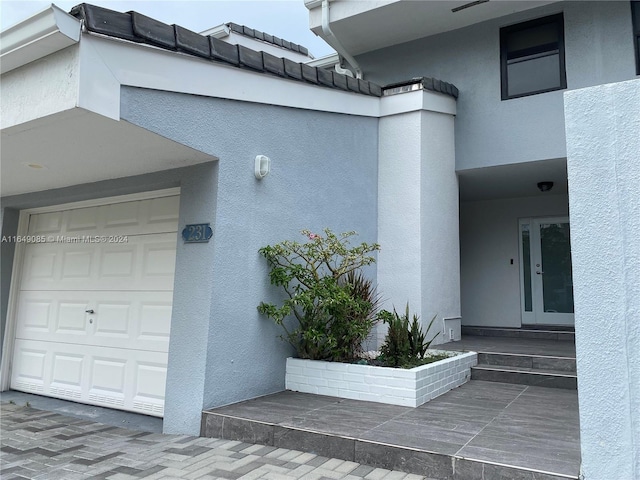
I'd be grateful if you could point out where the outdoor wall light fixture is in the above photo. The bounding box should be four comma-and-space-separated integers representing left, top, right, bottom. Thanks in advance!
254, 155, 271, 179
537, 181, 554, 192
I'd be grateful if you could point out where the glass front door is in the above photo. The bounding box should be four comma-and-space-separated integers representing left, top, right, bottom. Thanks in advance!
520, 217, 574, 325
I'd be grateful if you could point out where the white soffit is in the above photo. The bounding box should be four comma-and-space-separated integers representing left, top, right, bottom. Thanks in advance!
308, 0, 559, 56
0, 109, 216, 197
0, 4, 81, 74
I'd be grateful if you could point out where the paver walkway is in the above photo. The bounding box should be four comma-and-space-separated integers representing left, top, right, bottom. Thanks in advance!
0, 403, 436, 480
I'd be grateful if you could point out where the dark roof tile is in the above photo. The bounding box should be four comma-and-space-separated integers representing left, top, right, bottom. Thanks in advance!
263, 33, 274, 44
238, 44, 264, 71
71, 3, 140, 43
358, 79, 371, 96
347, 76, 360, 93
228, 22, 243, 34
209, 36, 239, 65
262, 52, 285, 77
283, 58, 302, 80
369, 83, 382, 97
70, 4, 384, 98
242, 25, 255, 37
301, 63, 318, 84
382, 77, 458, 99
317, 68, 334, 88
332, 72, 348, 91
131, 11, 176, 49
253, 29, 265, 41
272, 36, 283, 47
175, 25, 210, 58
299, 46, 309, 56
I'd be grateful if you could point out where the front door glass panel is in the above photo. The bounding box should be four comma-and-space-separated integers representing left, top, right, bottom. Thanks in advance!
540, 222, 574, 314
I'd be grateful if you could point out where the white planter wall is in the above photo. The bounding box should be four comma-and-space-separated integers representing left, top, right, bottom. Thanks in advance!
286, 351, 477, 408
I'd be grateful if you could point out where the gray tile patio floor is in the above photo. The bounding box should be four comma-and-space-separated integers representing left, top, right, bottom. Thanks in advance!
203, 381, 581, 480
0, 402, 434, 480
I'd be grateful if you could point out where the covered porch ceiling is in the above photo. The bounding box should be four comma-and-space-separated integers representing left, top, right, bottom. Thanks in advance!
308, 0, 559, 56
458, 158, 568, 202
1, 108, 216, 197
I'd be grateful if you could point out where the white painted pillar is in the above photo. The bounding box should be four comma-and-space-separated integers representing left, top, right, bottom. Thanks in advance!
377, 89, 459, 345
564, 78, 640, 480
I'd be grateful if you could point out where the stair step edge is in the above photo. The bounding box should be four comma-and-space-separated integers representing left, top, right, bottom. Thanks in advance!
473, 365, 577, 377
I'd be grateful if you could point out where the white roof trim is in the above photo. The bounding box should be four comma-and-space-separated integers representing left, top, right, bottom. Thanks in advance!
0, 4, 81, 75
305, 53, 339, 68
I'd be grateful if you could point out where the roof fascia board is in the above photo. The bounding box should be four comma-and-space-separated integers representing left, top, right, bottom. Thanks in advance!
0, 4, 81, 74
78, 34, 380, 120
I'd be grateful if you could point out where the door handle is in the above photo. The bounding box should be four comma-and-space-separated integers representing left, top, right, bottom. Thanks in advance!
85, 309, 95, 314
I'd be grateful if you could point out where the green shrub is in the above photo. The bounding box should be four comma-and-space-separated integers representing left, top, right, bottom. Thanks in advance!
258, 229, 380, 361
379, 304, 439, 367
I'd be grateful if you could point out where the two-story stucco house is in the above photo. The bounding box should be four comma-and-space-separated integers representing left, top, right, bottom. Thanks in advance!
1, 2, 638, 479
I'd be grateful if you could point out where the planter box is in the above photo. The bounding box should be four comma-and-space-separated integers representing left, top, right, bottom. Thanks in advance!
286, 350, 478, 408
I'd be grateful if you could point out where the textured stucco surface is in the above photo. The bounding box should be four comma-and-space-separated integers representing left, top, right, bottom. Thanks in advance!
565, 78, 640, 479
0, 208, 19, 360
120, 87, 379, 435
377, 95, 459, 346
0, 46, 79, 129
357, 1, 636, 170
460, 194, 569, 327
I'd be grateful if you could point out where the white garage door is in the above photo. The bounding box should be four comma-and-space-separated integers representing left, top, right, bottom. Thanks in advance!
10, 194, 180, 417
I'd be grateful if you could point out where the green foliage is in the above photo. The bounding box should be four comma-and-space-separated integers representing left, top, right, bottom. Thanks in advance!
378, 308, 410, 367
379, 304, 439, 367
258, 229, 380, 361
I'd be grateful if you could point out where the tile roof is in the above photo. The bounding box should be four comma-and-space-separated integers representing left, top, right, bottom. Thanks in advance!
225, 22, 309, 57
383, 77, 460, 99
69, 3, 383, 97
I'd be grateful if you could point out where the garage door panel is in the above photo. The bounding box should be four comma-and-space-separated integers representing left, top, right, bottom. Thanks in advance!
56, 301, 90, 334
13, 195, 178, 416
21, 234, 177, 291
17, 297, 52, 332
12, 339, 168, 416
30, 211, 64, 235
16, 291, 172, 352
11, 342, 48, 394
27, 196, 180, 237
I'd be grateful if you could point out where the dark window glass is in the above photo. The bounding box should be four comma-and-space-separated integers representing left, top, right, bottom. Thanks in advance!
632, 1, 640, 75
500, 14, 567, 100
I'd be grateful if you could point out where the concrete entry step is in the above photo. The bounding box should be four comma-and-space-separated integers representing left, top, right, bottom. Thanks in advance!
472, 365, 577, 389
462, 326, 575, 342
477, 352, 576, 372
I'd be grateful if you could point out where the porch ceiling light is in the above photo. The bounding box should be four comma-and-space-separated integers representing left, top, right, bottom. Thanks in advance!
537, 181, 554, 192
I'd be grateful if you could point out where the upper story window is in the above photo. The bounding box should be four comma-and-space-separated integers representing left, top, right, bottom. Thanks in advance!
632, 1, 640, 75
500, 13, 567, 100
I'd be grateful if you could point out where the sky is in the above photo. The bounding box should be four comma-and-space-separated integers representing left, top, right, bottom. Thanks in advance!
0, 0, 335, 58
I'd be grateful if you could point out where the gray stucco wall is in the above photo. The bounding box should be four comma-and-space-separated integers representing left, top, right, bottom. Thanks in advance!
357, 1, 637, 170
565, 79, 640, 480
0, 208, 20, 360
120, 87, 379, 434
460, 194, 569, 327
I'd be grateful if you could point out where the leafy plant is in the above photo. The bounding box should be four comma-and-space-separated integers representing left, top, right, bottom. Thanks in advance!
258, 229, 380, 361
378, 308, 410, 367
379, 304, 439, 367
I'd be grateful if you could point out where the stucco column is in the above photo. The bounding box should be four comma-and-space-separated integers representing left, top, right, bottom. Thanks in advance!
564, 79, 640, 480
377, 88, 459, 344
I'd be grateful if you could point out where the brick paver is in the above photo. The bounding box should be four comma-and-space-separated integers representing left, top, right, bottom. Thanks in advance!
0, 403, 437, 480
